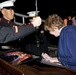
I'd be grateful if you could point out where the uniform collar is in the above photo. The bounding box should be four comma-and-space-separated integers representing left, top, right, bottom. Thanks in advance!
1, 17, 12, 24
1, 17, 14, 26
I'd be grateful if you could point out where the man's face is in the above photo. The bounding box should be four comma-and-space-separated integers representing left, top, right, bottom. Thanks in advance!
1, 8, 14, 21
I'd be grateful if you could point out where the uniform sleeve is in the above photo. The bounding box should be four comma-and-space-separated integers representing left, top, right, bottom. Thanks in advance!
61, 30, 76, 65
0, 24, 35, 43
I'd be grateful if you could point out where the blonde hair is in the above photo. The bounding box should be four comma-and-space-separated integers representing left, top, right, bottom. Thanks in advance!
44, 14, 64, 31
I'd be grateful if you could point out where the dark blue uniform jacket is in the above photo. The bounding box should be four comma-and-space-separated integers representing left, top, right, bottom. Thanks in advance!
0, 17, 35, 43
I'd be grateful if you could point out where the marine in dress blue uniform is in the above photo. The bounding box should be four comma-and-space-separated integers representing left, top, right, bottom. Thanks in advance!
0, 0, 42, 51
0, 0, 41, 43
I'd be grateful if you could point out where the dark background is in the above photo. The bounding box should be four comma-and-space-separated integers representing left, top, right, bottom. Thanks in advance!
14, 0, 76, 19
0, 0, 76, 20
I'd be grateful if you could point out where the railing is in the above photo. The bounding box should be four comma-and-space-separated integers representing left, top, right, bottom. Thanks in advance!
14, 12, 29, 25
14, 12, 45, 25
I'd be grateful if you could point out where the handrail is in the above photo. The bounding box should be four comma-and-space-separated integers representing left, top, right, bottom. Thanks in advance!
14, 12, 29, 25
14, 12, 45, 25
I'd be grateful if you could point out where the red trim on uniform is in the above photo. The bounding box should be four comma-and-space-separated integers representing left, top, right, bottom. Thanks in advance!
0, 18, 1, 22
14, 26, 18, 33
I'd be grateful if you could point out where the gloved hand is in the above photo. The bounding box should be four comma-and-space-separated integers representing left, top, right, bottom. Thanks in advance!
31, 16, 42, 27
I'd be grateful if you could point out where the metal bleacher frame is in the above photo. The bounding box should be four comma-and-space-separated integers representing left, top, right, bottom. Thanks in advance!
14, 12, 28, 25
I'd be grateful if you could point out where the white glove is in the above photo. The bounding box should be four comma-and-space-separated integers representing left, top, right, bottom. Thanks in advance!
31, 16, 42, 27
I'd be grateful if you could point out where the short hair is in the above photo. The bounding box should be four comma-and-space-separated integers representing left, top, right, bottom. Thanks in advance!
44, 14, 64, 31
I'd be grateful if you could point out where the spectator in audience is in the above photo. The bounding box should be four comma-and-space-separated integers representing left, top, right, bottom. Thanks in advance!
42, 14, 76, 70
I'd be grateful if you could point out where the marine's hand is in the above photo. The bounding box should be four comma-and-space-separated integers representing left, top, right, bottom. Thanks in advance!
31, 16, 42, 27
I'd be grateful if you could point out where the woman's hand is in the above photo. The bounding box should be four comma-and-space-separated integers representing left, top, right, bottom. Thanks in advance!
41, 53, 59, 63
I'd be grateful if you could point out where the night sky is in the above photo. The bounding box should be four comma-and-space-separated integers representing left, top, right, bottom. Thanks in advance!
14, 0, 76, 19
